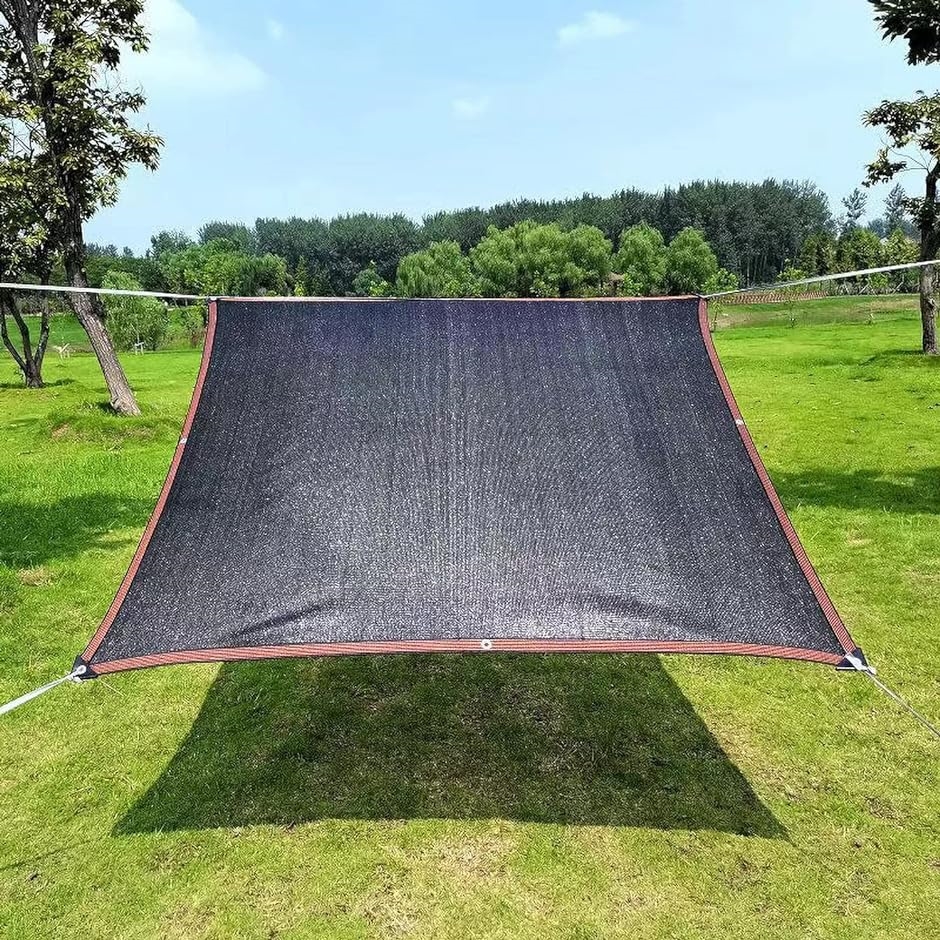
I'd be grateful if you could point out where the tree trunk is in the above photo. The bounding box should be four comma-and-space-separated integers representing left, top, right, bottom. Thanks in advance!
919, 264, 938, 355
0, 290, 44, 387
919, 170, 940, 356
62, 219, 141, 415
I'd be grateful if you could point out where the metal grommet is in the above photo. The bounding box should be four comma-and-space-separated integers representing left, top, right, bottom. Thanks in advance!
480, 639, 493, 651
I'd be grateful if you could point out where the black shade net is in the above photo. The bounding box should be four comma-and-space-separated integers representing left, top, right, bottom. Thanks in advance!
80, 298, 857, 675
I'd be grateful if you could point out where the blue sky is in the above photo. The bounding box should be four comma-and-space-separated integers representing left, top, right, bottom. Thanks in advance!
87, 0, 937, 250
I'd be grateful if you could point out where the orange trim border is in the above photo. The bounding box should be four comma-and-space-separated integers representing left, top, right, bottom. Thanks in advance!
80, 300, 219, 664
91, 639, 843, 675
696, 298, 855, 654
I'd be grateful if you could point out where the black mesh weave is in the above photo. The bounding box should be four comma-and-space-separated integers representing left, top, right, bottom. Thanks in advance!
85, 298, 851, 669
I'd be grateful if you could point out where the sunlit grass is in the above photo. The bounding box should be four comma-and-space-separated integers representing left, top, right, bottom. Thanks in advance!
0, 300, 937, 939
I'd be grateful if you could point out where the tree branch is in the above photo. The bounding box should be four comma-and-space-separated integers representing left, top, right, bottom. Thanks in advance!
0, 291, 27, 374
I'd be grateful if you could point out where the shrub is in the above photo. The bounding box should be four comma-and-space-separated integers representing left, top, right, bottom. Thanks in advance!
101, 271, 168, 350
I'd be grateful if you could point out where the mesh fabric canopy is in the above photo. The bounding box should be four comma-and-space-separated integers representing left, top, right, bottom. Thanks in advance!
78, 297, 861, 676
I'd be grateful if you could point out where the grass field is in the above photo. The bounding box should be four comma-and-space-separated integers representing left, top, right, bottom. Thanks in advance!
0, 298, 938, 939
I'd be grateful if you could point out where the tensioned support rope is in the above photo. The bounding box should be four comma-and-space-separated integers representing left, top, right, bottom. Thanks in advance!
0, 665, 87, 717
704, 258, 940, 300
842, 653, 940, 742
865, 673, 940, 741
0, 281, 206, 302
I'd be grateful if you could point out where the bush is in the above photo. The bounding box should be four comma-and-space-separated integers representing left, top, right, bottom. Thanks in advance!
101, 271, 168, 351
168, 305, 206, 347
664, 228, 720, 294
615, 223, 667, 295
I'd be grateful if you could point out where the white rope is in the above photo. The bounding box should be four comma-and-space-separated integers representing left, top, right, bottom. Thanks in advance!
837, 653, 939, 742
0, 665, 86, 716
0, 281, 206, 302
705, 258, 940, 299
865, 672, 940, 742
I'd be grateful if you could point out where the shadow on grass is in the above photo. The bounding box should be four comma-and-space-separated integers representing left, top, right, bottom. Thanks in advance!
860, 348, 940, 365
0, 494, 153, 568
117, 655, 784, 836
0, 377, 76, 390
774, 467, 940, 515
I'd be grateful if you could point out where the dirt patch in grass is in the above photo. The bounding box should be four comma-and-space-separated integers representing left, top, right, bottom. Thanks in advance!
16, 566, 54, 587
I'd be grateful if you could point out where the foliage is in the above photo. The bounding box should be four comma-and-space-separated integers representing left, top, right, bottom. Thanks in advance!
292, 258, 309, 297
664, 228, 721, 294
0, 1, 162, 226
884, 183, 914, 235
149, 230, 193, 258
85, 249, 165, 292
352, 262, 393, 297
197, 221, 256, 254
864, 93, 940, 241
836, 228, 883, 272
168, 304, 206, 347
777, 266, 811, 283
158, 239, 287, 297
615, 223, 667, 295
101, 271, 167, 350
326, 214, 419, 293
863, 92, 940, 351
840, 188, 868, 232
798, 231, 838, 275
40, 180, 834, 299
470, 221, 613, 297
236, 180, 833, 294
884, 227, 921, 290
703, 267, 740, 295
0, 123, 54, 385
396, 241, 480, 297
0, 0, 165, 413
870, 0, 940, 64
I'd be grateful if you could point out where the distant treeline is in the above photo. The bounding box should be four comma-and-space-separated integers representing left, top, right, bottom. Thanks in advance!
82, 178, 834, 295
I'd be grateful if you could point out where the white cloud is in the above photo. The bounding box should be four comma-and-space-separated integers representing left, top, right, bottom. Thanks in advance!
452, 96, 490, 120
122, 0, 266, 96
557, 11, 634, 46
266, 18, 286, 42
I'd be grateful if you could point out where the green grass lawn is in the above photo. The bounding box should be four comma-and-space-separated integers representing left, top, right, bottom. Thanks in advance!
1, 300, 938, 939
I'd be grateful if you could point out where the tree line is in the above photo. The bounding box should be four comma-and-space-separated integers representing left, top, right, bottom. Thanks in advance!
82, 178, 828, 298
84, 218, 737, 302
2, 1, 940, 408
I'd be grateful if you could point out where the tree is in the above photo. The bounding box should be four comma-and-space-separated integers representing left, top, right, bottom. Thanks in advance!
101, 271, 168, 351
614, 223, 667, 295
0, 1, 163, 414
470, 221, 613, 297
326, 214, 419, 294
159, 239, 288, 297
864, 93, 940, 353
884, 183, 913, 234
798, 231, 838, 275
293, 258, 310, 297
150, 230, 193, 258
870, 0, 940, 64
703, 268, 739, 295
841, 188, 868, 233
664, 228, 721, 294
0, 119, 53, 386
396, 241, 479, 298
837, 227, 884, 272
883, 227, 921, 290
198, 221, 257, 254
353, 262, 392, 297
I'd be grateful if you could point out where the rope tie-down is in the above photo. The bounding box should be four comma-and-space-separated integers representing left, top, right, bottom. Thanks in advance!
0, 665, 87, 716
